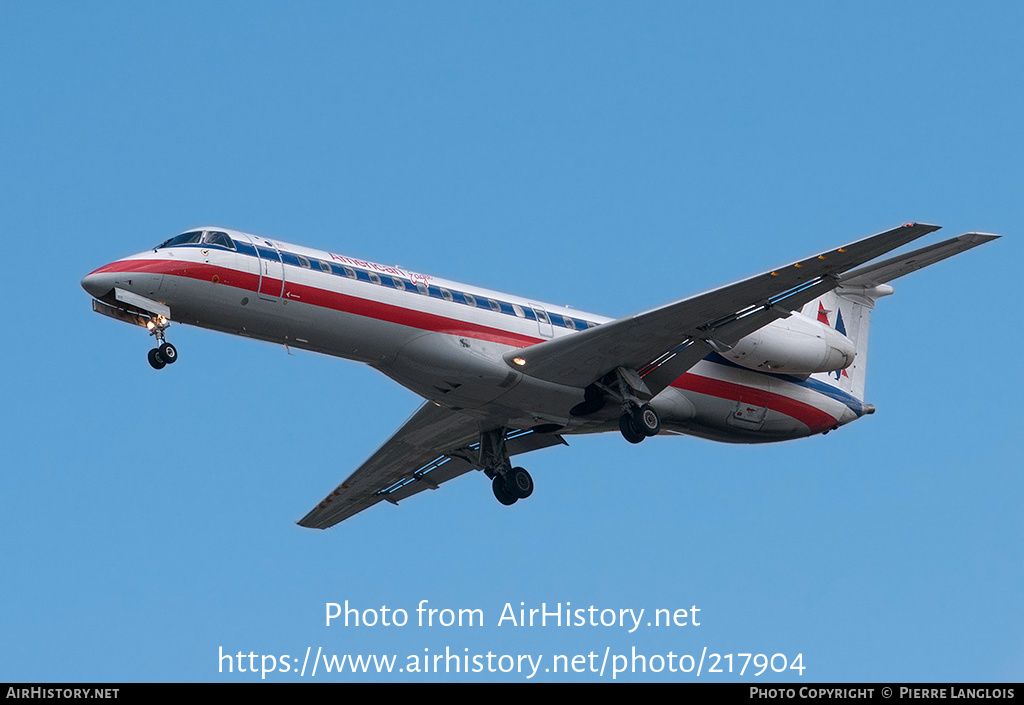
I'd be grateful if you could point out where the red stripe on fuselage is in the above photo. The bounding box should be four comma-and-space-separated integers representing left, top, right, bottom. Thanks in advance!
88, 258, 261, 292
671, 373, 838, 432
96, 257, 841, 431
96, 258, 544, 348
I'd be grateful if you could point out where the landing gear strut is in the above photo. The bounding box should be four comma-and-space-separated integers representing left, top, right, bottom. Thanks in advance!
479, 429, 534, 507
145, 316, 178, 369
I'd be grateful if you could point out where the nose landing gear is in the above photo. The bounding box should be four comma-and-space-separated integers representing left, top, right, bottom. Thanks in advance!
145, 316, 178, 369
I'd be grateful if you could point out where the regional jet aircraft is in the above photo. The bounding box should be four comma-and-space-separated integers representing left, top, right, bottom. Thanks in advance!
81, 224, 996, 528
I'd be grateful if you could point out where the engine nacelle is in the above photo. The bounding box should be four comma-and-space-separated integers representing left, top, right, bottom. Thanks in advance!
720, 313, 855, 375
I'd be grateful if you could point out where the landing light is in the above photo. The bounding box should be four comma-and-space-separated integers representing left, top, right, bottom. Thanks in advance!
513, 357, 527, 366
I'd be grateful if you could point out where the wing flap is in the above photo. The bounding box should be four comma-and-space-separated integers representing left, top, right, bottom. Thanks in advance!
375, 456, 477, 504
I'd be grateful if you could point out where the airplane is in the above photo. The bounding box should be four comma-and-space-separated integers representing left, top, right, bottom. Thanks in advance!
81, 223, 997, 529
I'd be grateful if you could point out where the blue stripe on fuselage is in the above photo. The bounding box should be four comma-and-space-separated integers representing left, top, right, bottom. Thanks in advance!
162, 240, 597, 333
703, 352, 866, 416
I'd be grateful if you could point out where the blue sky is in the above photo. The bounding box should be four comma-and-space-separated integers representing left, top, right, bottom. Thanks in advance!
1, 2, 1020, 682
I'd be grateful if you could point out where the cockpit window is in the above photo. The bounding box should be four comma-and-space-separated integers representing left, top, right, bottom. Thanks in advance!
156, 231, 204, 249
203, 231, 236, 250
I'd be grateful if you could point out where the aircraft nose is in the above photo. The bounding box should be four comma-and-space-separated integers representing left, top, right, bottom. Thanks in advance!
81, 268, 116, 299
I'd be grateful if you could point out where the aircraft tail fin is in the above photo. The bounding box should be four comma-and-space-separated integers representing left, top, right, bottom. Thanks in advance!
801, 232, 998, 400
802, 287, 881, 401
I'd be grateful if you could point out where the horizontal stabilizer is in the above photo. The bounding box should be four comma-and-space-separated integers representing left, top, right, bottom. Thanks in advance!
839, 233, 1000, 288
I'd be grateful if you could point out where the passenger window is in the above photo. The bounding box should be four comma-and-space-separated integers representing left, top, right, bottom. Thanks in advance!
463, 293, 476, 307
369, 272, 381, 285
392, 278, 406, 291
439, 288, 453, 302
488, 299, 500, 312
344, 267, 357, 280
319, 261, 332, 273
297, 255, 311, 269
564, 317, 576, 330
416, 282, 429, 295
512, 304, 525, 318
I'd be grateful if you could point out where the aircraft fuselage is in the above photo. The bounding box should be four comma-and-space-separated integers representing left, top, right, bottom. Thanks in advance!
82, 227, 866, 445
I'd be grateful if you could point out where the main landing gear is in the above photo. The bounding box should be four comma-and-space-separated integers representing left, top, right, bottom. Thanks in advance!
145, 315, 178, 370
479, 429, 535, 507
586, 367, 662, 445
619, 403, 661, 444
492, 467, 534, 505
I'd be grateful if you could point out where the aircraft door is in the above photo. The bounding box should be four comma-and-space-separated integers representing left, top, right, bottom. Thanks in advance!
254, 238, 286, 301
726, 399, 767, 431
530, 304, 554, 338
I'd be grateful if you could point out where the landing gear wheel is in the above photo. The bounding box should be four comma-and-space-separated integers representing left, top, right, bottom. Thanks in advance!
492, 475, 518, 505
158, 342, 178, 364
148, 348, 166, 370
505, 467, 533, 499
634, 403, 660, 437
619, 413, 645, 444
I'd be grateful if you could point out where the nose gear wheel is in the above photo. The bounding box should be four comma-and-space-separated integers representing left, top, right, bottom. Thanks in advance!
145, 316, 178, 369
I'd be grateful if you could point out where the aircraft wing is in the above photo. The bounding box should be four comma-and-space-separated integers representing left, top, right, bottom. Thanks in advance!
503, 223, 941, 396
298, 402, 566, 529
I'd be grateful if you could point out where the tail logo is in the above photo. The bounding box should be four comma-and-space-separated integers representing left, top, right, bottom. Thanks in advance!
817, 302, 850, 380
